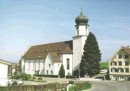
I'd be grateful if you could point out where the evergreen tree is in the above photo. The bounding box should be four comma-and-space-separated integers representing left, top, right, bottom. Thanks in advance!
59, 64, 65, 78
80, 32, 101, 77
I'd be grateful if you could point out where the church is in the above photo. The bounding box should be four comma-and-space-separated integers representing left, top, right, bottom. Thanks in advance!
20, 11, 89, 76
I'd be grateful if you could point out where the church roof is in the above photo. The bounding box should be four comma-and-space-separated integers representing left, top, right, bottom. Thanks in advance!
22, 40, 73, 60
49, 52, 61, 63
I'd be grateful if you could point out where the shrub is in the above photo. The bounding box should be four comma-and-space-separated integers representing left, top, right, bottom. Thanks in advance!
66, 76, 76, 79
59, 64, 65, 78
127, 76, 130, 81
38, 77, 42, 80
73, 70, 79, 78
21, 73, 32, 80
33, 76, 36, 79
12, 81, 18, 86
68, 80, 74, 84
34, 74, 58, 78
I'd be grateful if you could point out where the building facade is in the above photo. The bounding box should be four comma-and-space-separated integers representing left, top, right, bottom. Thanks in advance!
109, 46, 130, 80
0, 59, 11, 86
20, 11, 89, 76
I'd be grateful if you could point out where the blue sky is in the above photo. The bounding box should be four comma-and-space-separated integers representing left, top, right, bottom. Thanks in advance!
0, 0, 130, 63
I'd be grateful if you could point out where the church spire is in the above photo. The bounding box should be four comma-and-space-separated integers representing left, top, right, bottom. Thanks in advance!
75, 10, 88, 25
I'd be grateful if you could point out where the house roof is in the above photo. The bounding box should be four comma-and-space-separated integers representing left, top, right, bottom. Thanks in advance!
11, 63, 18, 69
108, 46, 130, 62
122, 46, 130, 54
22, 40, 73, 60
0, 59, 11, 65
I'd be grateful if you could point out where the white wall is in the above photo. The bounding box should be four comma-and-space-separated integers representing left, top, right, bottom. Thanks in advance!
77, 25, 87, 36
61, 54, 73, 76
53, 63, 61, 75
72, 36, 87, 71
23, 59, 45, 75
45, 54, 54, 75
73, 23, 88, 71
0, 63, 8, 86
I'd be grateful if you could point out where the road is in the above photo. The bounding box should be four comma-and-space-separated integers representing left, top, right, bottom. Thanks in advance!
85, 81, 130, 91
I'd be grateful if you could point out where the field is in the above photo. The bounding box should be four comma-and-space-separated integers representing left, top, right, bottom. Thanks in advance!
100, 62, 109, 69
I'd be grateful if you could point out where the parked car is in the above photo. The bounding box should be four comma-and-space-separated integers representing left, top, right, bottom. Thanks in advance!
8, 79, 13, 86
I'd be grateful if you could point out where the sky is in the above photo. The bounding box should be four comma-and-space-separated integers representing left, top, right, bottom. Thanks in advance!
0, 0, 130, 63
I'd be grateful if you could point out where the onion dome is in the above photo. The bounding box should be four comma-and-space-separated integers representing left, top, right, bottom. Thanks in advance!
75, 11, 88, 25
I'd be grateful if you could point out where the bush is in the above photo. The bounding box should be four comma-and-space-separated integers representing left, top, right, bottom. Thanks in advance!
66, 76, 76, 79
66, 82, 92, 91
12, 73, 32, 80
73, 70, 79, 78
68, 80, 74, 84
59, 64, 65, 78
12, 81, 18, 86
11, 74, 21, 79
34, 74, 58, 78
38, 77, 42, 80
127, 76, 130, 81
21, 73, 32, 80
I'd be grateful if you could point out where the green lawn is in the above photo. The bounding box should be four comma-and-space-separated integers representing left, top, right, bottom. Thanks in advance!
100, 62, 109, 69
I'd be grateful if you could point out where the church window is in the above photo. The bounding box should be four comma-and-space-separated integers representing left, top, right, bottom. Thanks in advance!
49, 64, 51, 67
67, 58, 70, 70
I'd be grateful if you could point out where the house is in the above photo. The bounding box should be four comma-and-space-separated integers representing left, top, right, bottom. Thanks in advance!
108, 46, 130, 80
20, 11, 89, 76
0, 59, 11, 86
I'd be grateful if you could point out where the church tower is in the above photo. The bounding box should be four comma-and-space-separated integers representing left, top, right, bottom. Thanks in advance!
72, 11, 89, 71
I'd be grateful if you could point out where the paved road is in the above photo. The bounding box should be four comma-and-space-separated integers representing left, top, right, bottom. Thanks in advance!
85, 81, 130, 91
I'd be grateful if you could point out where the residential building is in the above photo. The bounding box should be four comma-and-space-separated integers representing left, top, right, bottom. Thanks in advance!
0, 59, 11, 86
20, 11, 89, 76
108, 46, 130, 80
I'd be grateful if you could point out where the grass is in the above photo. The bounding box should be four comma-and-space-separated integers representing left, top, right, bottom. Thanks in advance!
100, 62, 109, 69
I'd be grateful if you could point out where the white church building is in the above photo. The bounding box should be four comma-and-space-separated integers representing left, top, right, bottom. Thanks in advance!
20, 11, 89, 76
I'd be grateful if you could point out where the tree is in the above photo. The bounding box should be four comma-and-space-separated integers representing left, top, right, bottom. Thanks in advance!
73, 69, 79, 78
80, 32, 101, 77
59, 64, 65, 78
